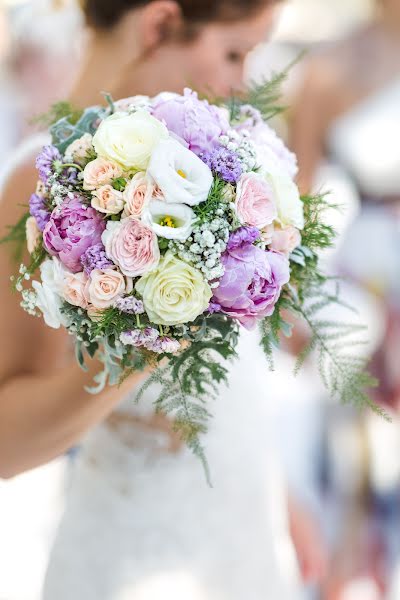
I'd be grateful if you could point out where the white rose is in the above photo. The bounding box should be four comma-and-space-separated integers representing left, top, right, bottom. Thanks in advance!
83, 157, 123, 191
92, 111, 168, 170
26, 216, 41, 254
122, 172, 154, 219
265, 169, 304, 230
135, 251, 212, 326
147, 139, 213, 206
32, 258, 67, 329
142, 200, 195, 241
91, 185, 124, 215
85, 268, 126, 309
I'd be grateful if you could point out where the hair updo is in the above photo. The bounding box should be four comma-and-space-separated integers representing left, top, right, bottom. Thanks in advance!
79, 0, 273, 30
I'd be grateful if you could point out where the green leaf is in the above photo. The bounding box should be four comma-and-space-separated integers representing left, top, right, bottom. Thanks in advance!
0, 210, 30, 261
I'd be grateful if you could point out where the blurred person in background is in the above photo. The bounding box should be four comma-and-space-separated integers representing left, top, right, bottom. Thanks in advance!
0, 1, 327, 599
291, 0, 400, 597
0, 0, 81, 166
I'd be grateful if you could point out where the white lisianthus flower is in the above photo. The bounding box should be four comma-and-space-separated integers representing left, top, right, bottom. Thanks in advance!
92, 111, 168, 170
142, 200, 195, 241
32, 258, 67, 328
265, 169, 304, 230
147, 139, 213, 206
135, 251, 212, 325
40, 256, 66, 294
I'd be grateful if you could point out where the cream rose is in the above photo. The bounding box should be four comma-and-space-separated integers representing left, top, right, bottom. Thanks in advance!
86, 268, 125, 309
135, 251, 212, 326
26, 216, 41, 254
62, 271, 89, 309
92, 111, 168, 170
147, 138, 213, 206
235, 172, 277, 229
83, 157, 123, 191
102, 217, 160, 278
122, 172, 154, 219
65, 133, 93, 164
91, 185, 124, 215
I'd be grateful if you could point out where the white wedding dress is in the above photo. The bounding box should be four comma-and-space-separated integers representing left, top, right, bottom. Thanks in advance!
42, 329, 299, 600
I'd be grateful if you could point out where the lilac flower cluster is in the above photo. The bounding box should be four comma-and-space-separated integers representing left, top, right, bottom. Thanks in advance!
36, 145, 61, 185
114, 296, 144, 315
81, 243, 113, 275
120, 328, 180, 354
202, 146, 243, 184
29, 193, 51, 231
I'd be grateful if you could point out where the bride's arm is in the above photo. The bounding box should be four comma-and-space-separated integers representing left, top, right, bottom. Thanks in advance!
0, 163, 149, 479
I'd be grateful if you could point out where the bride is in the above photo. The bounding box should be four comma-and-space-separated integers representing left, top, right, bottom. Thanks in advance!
0, 1, 320, 598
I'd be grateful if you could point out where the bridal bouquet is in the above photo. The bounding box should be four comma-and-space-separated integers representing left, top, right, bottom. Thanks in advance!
5, 84, 379, 469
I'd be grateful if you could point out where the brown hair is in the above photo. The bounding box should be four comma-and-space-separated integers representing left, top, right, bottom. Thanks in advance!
80, 0, 273, 30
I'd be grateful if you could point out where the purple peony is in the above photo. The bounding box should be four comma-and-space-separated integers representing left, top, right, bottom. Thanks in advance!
212, 228, 290, 329
152, 88, 229, 157
227, 226, 261, 250
43, 197, 106, 273
81, 243, 113, 275
202, 146, 243, 183
29, 193, 51, 231
36, 145, 62, 184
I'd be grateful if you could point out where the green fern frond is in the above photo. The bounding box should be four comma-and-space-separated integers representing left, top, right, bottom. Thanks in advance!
0, 210, 30, 261
286, 285, 386, 419
31, 101, 83, 128
133, 314, 239, 484
229, 53, 305, 122
300, 192, 339, 252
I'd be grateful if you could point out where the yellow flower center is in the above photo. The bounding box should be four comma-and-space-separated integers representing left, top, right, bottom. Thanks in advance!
177, 169, 187, 179
159, 216, 177, 228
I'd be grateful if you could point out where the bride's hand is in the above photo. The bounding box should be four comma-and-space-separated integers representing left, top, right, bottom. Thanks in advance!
106, 411, 183, 454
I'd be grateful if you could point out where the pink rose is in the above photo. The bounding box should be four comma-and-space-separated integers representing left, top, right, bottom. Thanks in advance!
91, 185, 124, 215
63, 271, 89, 309
83, 158, 123, 191
268, 224, 301, 256
102, 217, 160, 277
86, 268, 125, 309
122, 172, 155, 219
235, 172, 277, 229
26, 216, 41, 254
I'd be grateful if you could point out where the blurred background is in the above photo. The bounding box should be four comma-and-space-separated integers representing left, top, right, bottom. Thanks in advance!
1, 0, 400, 599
